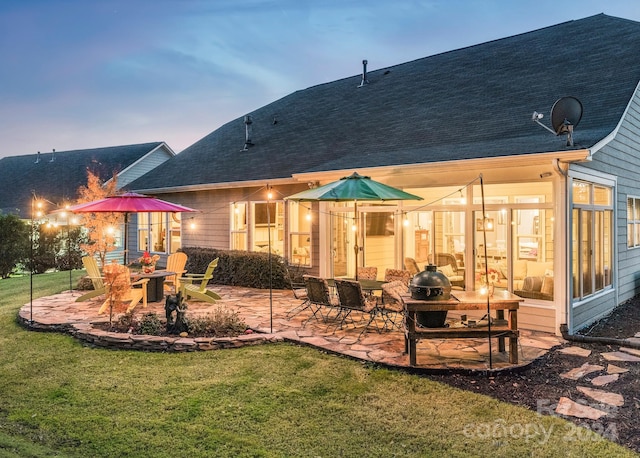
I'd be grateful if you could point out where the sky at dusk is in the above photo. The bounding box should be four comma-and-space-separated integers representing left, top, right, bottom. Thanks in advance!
1, 0, 640, 158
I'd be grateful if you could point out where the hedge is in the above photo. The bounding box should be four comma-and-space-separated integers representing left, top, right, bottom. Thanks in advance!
178, 247, 291, 290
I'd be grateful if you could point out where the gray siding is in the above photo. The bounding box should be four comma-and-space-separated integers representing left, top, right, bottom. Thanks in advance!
117, 145, 173, 188
574, 89, 640, 329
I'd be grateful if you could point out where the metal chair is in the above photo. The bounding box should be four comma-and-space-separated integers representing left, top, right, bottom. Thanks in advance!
380, 280, 408, 330
357, 266, 378, 280
302, 275, 339, 326
285, 263, 310, 319
333, 278, 379, 336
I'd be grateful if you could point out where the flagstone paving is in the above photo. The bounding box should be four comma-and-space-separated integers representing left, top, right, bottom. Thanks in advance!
19, 285, 564, 372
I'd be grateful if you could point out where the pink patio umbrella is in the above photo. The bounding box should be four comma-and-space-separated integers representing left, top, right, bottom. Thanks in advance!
66, 192, 197, 264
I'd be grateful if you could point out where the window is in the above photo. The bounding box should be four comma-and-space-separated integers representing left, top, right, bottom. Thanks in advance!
252, 201, 284, 255
230, 203, 248, 250
627, 197, 640, 248
572, 180, 613, 299
288, 201, 312, 266
137, 212, 180, 253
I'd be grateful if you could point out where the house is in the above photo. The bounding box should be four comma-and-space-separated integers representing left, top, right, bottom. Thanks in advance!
129, 14, 640, 335
0, 142, 175, 261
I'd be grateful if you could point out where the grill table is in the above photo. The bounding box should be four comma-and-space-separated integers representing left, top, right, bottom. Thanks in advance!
401, 290, 521, 366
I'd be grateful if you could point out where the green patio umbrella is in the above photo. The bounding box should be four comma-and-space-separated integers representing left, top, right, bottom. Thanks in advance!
286, 172, 423, 279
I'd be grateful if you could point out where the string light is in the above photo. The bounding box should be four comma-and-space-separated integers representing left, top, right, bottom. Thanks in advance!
403, 212, 410, 227
306, 209, 312, 221
189, 221, 196, 230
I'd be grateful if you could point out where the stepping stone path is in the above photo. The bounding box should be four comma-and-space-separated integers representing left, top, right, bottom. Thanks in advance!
601, 351, 640, 362
560, 362, 604, 380
554, 343, 640, 420
591, 373, 619, 386
577, 386, 625, 407
555, 397, 608, 420
559, 346, 592, 357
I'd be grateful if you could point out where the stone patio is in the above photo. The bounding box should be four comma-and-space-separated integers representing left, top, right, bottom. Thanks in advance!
18, 285, 566, 373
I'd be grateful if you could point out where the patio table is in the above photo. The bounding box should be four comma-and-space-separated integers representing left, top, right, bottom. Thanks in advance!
401, 290, 521, 366
132, 270, 175, 302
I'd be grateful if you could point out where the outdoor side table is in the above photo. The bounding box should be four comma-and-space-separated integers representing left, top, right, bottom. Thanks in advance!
401, 290, 521, 366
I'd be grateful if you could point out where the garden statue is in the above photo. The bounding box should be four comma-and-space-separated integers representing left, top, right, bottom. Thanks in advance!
165, 291, 188, 334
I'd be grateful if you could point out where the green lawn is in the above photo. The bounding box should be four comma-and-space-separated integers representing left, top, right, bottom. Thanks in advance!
0, 271, 634, 457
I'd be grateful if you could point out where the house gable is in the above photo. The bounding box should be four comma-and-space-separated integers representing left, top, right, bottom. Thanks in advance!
0, 142, 169, 216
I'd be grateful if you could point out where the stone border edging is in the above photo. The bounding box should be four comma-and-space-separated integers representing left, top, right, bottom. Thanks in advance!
17, 315, 281, 352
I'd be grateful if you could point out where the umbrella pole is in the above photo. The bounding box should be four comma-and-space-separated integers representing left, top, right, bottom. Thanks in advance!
354, 201, 359, 280
123, 213, 128, 265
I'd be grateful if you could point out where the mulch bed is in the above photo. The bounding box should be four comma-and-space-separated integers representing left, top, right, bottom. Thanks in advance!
426, 297, 640, 453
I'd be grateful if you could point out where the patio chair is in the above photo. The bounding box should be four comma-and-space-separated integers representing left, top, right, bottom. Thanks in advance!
380, 280, 408, 330
357, 266, 378, 280
98, 264, 149, 314
404, 257, 421, 276
163, 252, 188, 294
384, 268, 411, 285
302, 275, 339, 326
179, 258, 221, 303
285, 263, 310, 319
76, 256, 107, 302
333, 278, 379, 336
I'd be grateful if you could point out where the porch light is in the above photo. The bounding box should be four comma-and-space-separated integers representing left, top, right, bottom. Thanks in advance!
189, 221, 196, 230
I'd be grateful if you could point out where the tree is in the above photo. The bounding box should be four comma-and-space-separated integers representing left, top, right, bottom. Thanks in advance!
76, 170, 120, 268
0, 213, 30, 278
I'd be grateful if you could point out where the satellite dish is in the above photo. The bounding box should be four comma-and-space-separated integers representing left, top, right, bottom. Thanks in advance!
551, 96, 583, 135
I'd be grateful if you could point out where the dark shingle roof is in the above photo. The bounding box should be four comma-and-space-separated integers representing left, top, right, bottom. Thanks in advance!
130, 14, 640, 190
0, 142, 164, 216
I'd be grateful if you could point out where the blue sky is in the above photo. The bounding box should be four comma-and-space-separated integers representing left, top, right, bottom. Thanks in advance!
1, 0, 639, 158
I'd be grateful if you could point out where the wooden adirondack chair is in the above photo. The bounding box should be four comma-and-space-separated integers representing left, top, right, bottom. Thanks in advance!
99, 263, 149, 314
179, 258, 221, 303
76, 256, 107, 302
164, 252, 188, 294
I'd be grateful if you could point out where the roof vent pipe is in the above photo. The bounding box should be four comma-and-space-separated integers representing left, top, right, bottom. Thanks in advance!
242, 115, 253, 151
34, 151, 41, 164
358, 59, 369, 87
49, 148, 55, 162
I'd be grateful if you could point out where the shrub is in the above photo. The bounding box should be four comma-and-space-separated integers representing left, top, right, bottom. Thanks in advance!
180, 247, 290, 289
137, 313, 163, 336
187, 307, 247, 336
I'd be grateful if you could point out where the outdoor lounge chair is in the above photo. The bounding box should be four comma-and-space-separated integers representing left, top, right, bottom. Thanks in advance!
179, 258, 221, 303
76, 256, 107, 302
164, 252, 188, 294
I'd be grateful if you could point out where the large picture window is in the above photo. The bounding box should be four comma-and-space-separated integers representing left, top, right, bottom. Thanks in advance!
627, 196, 640, 248
572, 180, 613, 300
288, 201, 311, 266
137, 212, 181, 253
230, 202, 248, 250
252, 201, 284, 255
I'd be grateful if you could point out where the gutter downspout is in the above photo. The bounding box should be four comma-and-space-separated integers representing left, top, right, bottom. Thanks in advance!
560, 324, 640, 349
